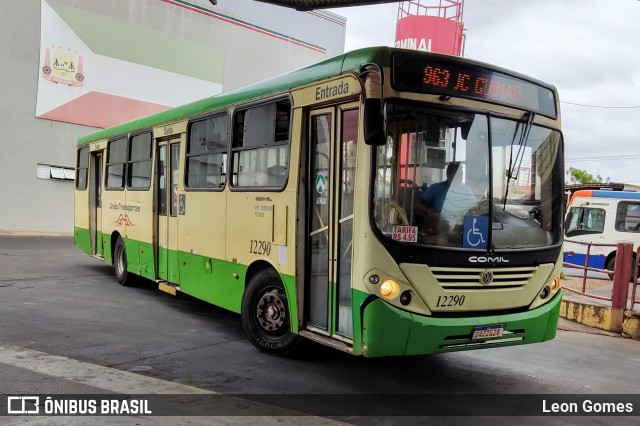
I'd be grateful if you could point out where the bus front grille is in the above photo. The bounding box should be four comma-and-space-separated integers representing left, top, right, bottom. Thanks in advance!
430, 266, 537, 289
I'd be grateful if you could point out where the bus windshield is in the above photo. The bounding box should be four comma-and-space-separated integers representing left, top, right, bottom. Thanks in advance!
374, 102, 564, 250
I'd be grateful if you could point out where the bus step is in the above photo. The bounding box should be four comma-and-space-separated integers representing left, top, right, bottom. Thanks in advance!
158, 281, 180, 296
299, 330, 353, 354
90, 254, 104, 261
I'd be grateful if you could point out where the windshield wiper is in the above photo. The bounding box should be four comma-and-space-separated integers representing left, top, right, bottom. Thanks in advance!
503, 112, 535, 210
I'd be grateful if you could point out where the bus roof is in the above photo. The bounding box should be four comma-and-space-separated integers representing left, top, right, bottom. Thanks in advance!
77, 46, 557, 146
570, 189, 640, 204
77, 46, 392, 146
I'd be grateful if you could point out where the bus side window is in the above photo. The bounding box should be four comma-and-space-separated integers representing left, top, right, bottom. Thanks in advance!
186, 114, 229, 190
615, 202, 640, 232
106, 137, 127, 189
128, 132, 152, 190
231, 99, 291, 189
76, 147, 89, 190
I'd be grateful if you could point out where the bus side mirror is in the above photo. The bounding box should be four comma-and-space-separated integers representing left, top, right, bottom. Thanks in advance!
364, 99, 386, 146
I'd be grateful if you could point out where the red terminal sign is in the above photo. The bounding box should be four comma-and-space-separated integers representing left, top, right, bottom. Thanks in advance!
395, 15, 463, 56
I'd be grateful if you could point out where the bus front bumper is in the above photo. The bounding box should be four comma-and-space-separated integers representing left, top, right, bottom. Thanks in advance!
361, 290, 562, 357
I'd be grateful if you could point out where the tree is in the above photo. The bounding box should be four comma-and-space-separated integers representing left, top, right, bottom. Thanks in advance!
566, 167, 610, 184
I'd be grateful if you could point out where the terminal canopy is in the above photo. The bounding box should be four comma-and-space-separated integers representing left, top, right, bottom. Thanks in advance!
251, 1, 403, 11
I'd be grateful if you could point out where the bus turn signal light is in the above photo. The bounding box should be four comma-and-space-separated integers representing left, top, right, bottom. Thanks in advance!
380, 280, 400, 299
552, 277, 560, 291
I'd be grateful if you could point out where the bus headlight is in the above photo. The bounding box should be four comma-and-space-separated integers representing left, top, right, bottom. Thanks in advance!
380, 280, 400, 299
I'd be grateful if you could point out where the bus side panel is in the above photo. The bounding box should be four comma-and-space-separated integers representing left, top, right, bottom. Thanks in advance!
225, 187, 298, 322
177, 252, 245, 313
74, 157, 90, 255
176, 190, 235, 308
74, 227, 91, 255
101, 186, 126, 265
125, 186, 155, 279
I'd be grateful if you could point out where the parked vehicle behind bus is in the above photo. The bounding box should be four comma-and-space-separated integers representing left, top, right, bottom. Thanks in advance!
564, 190, 640, 278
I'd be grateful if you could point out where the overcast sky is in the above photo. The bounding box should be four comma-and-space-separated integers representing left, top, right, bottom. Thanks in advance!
327, 0, 640, 185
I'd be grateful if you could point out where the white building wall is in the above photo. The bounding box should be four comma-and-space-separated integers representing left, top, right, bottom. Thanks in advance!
0, 0, 346, 233
0, 0, 97, 234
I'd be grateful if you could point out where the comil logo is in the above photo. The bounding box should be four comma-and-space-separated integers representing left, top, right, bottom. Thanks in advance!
469, 256, 510, 263
8, 396, 40, 414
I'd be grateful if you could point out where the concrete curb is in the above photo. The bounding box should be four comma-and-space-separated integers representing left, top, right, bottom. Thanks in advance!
0, 344, 214, 395
559, 299, 613, 332
0, 344, 346, 425
0, 231, 73, 237
559, 299, 640, 340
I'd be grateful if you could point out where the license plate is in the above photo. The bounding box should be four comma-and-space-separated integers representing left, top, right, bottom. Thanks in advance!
472, 325, 504, 340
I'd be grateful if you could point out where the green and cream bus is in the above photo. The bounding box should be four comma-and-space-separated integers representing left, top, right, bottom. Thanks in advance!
74, 47, 564, 357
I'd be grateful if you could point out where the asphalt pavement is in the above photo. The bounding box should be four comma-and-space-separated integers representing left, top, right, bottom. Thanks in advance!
1, 236, 640, 425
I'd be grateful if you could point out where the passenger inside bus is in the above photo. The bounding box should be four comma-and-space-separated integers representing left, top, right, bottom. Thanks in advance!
414, 162, 476, 241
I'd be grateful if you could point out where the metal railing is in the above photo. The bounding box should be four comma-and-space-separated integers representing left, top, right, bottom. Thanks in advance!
564, 239, 639, 312
632, 247, 640, 312
563, 239, 616, 302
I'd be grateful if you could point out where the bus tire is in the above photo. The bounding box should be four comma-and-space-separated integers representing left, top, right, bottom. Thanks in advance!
113, 236, 132, 286
606, 256, 637, 282
241, 269, 301, 356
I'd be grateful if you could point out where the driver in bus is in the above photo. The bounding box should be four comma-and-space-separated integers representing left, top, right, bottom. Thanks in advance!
415, 162, 476, 242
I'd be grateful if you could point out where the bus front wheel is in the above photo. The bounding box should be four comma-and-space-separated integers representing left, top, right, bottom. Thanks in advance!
113, 236, 132, 286
241, 269, 301, 356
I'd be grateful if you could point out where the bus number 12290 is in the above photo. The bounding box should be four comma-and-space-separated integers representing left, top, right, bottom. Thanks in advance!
250, 240, 272, 256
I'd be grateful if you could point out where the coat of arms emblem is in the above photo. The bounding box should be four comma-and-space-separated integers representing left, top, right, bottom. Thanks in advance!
42, 47, 84, 86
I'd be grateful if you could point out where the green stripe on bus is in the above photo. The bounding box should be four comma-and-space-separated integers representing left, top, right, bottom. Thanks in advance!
280, 274, 299, 334
174, 250, 245, 313
74, 227, 91, 255
361, 291, 563, 357
74, 229, 298, 325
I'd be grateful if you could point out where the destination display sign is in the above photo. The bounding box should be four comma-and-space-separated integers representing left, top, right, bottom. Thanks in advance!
392, 54, 557, 117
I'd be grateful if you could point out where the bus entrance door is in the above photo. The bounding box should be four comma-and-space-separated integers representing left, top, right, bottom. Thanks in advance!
155, 141, 180, 283
307, 105, 359, 340
89, 152, 103, 257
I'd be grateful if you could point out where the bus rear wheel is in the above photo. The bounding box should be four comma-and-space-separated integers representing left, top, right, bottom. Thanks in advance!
113, 236, 132, 286
241, 269, 301, 356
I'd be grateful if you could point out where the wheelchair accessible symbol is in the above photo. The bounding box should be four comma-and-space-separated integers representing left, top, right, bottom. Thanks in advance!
463, 216, 489, 249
